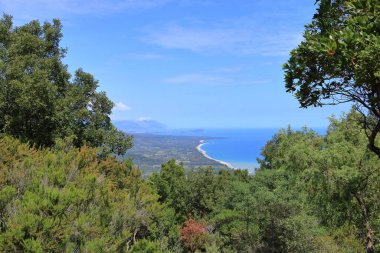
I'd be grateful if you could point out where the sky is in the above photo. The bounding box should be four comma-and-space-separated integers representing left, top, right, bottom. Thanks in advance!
0, 0, 350, 128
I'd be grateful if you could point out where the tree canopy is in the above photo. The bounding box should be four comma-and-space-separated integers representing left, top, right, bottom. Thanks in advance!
283, 0, 380, 157
0, 14, 132, 154
2, 111, 379, 252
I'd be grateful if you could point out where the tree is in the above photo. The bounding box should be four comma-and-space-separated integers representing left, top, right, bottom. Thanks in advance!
258, 111, 380, 253
283, 0, 380, 158
149, 160, 189, 221
130, 239, 161, 253
0, 15, 69, 146
303, 110, 380, 253
186, 167, 227, 218
180, 218, 208, 252
0, 14, 132, 154
0, 136, 160, 252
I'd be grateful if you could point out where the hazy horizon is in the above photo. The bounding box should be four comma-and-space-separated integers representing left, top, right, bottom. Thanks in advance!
112, 118, 339, 130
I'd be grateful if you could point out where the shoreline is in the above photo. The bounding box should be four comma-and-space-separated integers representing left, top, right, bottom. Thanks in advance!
196, 140, 235, 169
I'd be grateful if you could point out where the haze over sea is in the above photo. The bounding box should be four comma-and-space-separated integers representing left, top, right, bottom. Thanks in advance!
163, 127, 327, 173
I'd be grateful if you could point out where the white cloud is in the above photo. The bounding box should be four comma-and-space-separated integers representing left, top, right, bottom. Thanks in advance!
137, 117, 151, 121
213, 66, 242, 74
142, 3, 304, 56
163, 72, 270, 86
127, 52, 168, 60
164, 74, 226, 85
0, 0, 172, 19
143, 20, 303, 56
146, 25, 245, 52
114, 102, 131, 111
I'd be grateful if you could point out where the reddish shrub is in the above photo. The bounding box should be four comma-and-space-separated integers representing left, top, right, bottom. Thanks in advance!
180, 218, 208, 252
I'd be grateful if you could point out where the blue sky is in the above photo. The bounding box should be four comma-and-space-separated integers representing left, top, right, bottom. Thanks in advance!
1, 0, 350, 128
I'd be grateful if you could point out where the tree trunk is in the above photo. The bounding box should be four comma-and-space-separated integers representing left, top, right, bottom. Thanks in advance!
354, 193, 375, 253
367, 121, 380, 159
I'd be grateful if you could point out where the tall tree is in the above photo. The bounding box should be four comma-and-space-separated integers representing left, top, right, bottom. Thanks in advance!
149, 160, 189, 221
0, 15, 69, 146
283, 0, 380, 158
258, 111, 380, 253
303, 110, 380, 253
0, 14, 132, 154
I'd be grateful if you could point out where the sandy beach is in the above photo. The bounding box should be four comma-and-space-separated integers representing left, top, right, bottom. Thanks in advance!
196, 140, 234, 169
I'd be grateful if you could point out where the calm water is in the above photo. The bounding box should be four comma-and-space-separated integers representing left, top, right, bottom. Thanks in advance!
195, 129, 279, 171
165, 128, 327, 173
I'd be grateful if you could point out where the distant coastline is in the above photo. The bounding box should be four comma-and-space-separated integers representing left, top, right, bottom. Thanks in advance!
196, 140, 234, 169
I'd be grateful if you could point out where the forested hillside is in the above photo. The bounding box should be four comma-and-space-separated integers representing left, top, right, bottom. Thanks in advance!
1, 111, 379, 252
1, 0, 380, 252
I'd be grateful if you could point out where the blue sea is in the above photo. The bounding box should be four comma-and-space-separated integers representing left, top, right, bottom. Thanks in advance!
165, 127, 326, 173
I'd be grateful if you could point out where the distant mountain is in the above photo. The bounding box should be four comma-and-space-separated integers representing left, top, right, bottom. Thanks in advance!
113, 119, 167, 133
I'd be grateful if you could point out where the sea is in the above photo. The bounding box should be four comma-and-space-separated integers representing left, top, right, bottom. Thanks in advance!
164, 127, 327, 173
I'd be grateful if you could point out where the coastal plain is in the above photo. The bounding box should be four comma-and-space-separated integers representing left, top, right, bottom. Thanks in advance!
123, 133, 227, 175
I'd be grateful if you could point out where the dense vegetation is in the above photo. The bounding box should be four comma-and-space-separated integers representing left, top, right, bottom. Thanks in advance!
1, 0, 380, 252
0, 14, 132, 155
0, 110, 379, 252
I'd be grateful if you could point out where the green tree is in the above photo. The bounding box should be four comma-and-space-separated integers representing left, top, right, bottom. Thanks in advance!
0, 15, 69, 146
303, 110, 380, 252
258, 126, 324, 171
283, 0, 380, 157
258, 111, 380, 253
0, 136, 162, 252
186, 167, 228, 218
150, 160, 189, 221
130, 239, 161, 253
0, 14, 132, 154
212, 181, 261, 253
